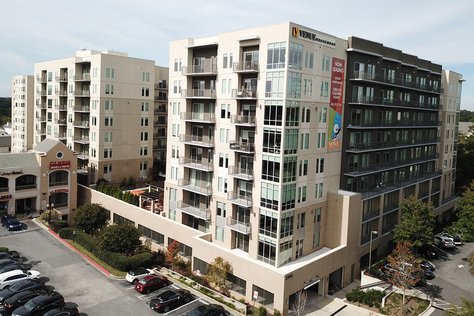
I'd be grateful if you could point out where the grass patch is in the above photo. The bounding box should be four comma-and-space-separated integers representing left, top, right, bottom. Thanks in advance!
65, 239, 127, 278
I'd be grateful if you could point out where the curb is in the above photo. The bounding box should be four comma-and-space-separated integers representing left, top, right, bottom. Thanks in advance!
32, 218, 123, 280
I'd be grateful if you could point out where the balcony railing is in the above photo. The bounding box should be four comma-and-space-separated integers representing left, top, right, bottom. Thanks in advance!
230, 115, 256, 126
232, 89, 257, 99
347, 138, 440, 153
349, 95, 440, 111
57, 76, 68, 82
73, 121, 89, 128
229, 141, 255, 153
54, 119, 67, 125
74, 105, 90, 112
77, 152, 89, 160
347, 120, 440, 129
226, 217, 251, 234
74, 90, 90, 97
179, 157, 213, 172
55, 104, 67, 111
179, 134, 214, 147
182, 60, 217, 75
227, 191, 253, 207
177, 201, 211, 220
180, 112, 216, 123
73, 136, 90, 144
36, 101, 46, 109
351, 71, 442, 93
36, 116, 46, 122
233, 61, 259, 72
178, 178, 212, 196
53, 133, 67, 139
229, 166, 254, 181
74, 74, 91, 81
181, 89, 216, 99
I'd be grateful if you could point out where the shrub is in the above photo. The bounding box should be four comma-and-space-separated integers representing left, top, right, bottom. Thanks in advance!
73, 230, 98, 252
346, 288, 384, 307
50, 219, 68, 233
273, 309, 281, 316
58, 228, 74, 239
254, 306, 267, 316
0, 247, 9, 252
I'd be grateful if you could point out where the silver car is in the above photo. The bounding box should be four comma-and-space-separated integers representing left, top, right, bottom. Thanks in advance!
434, 235, 455, 249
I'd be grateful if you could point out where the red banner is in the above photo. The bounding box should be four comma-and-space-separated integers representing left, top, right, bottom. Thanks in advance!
330, 58, 345, 114
49, 161, 71, 170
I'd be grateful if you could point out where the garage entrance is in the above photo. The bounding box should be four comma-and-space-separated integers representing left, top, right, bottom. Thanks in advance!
288, 278, 321, 313
328, 267, 343, 295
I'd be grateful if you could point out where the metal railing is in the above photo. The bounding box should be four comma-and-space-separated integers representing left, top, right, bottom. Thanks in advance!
227, 191, 253, 207
180, 112, 216, 123
230, 115, 256, 125
178, 178, 212, 195
179, 134, 214, 147
177, 201, 211, 220
351, 71, 442, 93
232, 89, 257, 99
74, 74, 91, 81
349, 95, 440, 110
181, 89, 216, 99
226, 217, 251, 234
229, 166, 254, 180
233, 61, 259, 72
229, 141, 255, 153
179, 157, 213, 171
182, 59, 217, 75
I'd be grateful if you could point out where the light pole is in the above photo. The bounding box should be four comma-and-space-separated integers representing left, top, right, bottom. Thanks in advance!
46, 203, 54, 224
368, 230, 378, 269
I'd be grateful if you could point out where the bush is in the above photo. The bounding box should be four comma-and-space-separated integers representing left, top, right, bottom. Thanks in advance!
73, 230, 98, 252
346, 288, 384, 307
254, 306, 267, 316
0, 247, 9, 252
58, 228, 74, 239
50, 220, 68, 233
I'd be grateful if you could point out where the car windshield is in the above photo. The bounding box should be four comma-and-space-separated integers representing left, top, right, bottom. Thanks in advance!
24, 299, 38, 311
158, 290, 174, 301
9, 282, 23, 291
188, 305, 207, 316
130, 268, 147, 276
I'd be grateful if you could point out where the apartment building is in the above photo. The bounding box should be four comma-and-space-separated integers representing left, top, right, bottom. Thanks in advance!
11, 75, 34, 153
341, 37, 461, 262
33, 50, 168, 184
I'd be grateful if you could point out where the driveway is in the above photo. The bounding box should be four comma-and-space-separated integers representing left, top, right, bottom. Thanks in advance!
0, 220, 156, 316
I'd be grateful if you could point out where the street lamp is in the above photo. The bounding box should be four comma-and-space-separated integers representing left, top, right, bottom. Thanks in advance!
368, 230, 378, 269
46, 203, 54, 224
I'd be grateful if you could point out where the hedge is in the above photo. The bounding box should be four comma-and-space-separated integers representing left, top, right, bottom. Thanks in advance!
346, 288, 384, 308
57, 228, 153, 271
0, 247, 9, 252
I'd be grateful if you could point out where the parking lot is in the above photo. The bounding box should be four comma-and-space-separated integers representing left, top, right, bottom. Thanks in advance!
0, 220, 207, 315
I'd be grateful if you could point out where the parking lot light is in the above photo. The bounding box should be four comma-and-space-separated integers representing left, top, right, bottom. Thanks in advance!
369, 230, 378, 269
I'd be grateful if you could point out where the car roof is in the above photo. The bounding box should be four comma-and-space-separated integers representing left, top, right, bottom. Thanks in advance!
143, 275, 164, 281
31, 292, 63, 303
0, 269, 25, 279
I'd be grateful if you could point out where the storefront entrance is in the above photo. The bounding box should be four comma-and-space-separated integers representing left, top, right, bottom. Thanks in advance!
15, 197, 36, 215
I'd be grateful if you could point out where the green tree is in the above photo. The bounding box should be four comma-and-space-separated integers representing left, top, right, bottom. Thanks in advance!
98, 224, 141, 255
393, 196, 435, 248
386, 242, 423, 313
206, 256, 231, 290
450, 181, 474, 242
74, 203, 109, 234
456, 127, 474, 190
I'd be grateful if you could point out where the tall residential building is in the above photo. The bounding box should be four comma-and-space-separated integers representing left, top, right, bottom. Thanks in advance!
341, 37, 460, 261
11, 75, 34, 153
153, 66, 168, 174
33, 50, 168, 184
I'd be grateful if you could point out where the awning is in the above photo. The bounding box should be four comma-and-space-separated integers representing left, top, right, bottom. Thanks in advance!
303, 279, 321, 290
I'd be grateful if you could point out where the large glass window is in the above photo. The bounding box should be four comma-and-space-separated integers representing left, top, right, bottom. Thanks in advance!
263, 101, 283, 126
282, 184, 296, 210
266, 42, 286, 69
261, 155, 280, 182
284, 129, 298, 154
263, 128, 282, 154
285, 101, 300, 127
138, 225, 164, 245
283, 156, 297, 183
49, 170, 68, 187
287, 71, 302, 98
265, 72, 284, 98
280, 212, 294, 238
258, 238, 276, 266
260, 182, 279, 210
288, 42, 303, 70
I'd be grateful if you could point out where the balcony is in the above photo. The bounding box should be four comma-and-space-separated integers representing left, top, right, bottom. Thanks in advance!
73, 121, 89, 128
177, 201, 211, 220
73, 136, 90, 144
232, 89, 257, 99
74, 74, 91, 81
58, 90, 67, 96
38, 90, 47, 96
77, 167, 89, 174
180, 112, 216, 124
179, 134, 214, 148
55, 104, 68, 111
233, 61, 259, 73
179, 157, 213, 172
54, 119, 67, 125
77, 152, 89, 160
347, 120, 440, 129
74, 105, 90, 112
35, 101, 46, 109
229, 141, 255, 153
154, 119, 167, 126
350, 71, 442, 94
347, 138, 440, 153
74, 90, 90, 97
227, 191, 253, 208
155, 83, 167, 90
57, 76, 68, 82
230, 115, 256, 126
178, 178, 212, 196
36, 76, 47, 83
229, 166, 254, 181
226, 217, 251, 234
153, 144, 167, 150
181, 89, 216, 99
53, 132, 67, 140
154, 95, 167, 101
36, 116, 46, 122
182, 60, 217, 75
349, 96, 440, 111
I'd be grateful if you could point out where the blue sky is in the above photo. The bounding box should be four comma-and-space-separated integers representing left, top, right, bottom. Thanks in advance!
1, 0, 473, 109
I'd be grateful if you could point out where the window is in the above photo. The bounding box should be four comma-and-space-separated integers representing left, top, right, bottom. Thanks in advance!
287, 71, 302, 98
316, 158, 324, 174
172, 102, 180, 115
140, 161, 147, 171
265, 71, 284, 98
138, 225, 164, 245
141, 117, 148, 126
105, 84, 114, 95
104, 100, 113, 111
104, 164, 112, 174
322, 55, 330, 71
172, 124, 179, 137
104, 132, 112, 143
140, 132, 148, 141
140, 146, 148, 156
288, 42, 303, 70
260, 182, 280, 210
105, 68, 115, 79
315, 182, 324, 199
285, 101, 300, 127
262, 155, 280, 182
280, 214, 294, 238
142, 72, 150, 82
297, 186, 307, 202
282, 183, 296, 210
301, 107, 311, 123
297, 212, 306, 229
259, 212, 278, 238
170, 166, 178, 180
218, 153, 229, 168
217, 202, 226, 217
284, 129, 298, 155
264, 101, 283, 126
300, 133, 309, 150
220, 104, 230, 119
263, 128, 282, 154
314, 207, 322, 223
319, 107, 327, 123
267, 42, 286, 69
104, 116, 113, 126
171, 145, 179, 158
217, 177, 228, 193
219, 128, 229, 143
320, 81, 329, 97
299, 159, 308, 176
317, 132, 326, 148
283, 156, 297, 182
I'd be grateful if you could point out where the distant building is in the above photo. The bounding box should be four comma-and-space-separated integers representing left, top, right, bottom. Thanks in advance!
458, 121, 473, 135
0, 135, 11, 153
11, 75, 34, 153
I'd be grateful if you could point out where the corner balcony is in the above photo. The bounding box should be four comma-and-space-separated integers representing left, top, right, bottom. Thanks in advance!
73, 121, 90, 128
233, 61, 259, 73
74, 90, 90, 97
177, 201, 211, 220
74, 74, 91, 81
74, 105, 90, 112
181, 89, 216, 99
230, 115, 256, 126
226, 217, 251, 234
232, 89, 257, 99
54, 119, 67, 125
178, 178, 212, 196
182, 60, 217, 76
180, 112, 216, 124
77, 167, 89, 174
179, 134, 214, 148
227, 191, 253, 208
73, 136, 90, 144
229, 141, 255, 153
179, 157, 213, 172
229, 166, 254, 181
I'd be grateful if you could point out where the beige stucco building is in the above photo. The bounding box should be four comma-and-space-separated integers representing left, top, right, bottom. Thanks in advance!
33, 50, 168, 184
11, 75, 34, 153
0, 138, 77, 221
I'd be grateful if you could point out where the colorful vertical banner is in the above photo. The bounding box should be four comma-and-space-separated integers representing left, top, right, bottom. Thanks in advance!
328, 57, 345, 151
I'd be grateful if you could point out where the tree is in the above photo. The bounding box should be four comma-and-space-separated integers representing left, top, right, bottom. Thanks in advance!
448, 298, 474, 316
292, 290, 308, 316
98, 224, 141, 255
449, 181, 474, 242
393, 196, 435, 248
74, 203, 109, 235
166, 240, 181, 270
456, 128, 474, 190
386, 242, 423, 314
206, 256, 231, 290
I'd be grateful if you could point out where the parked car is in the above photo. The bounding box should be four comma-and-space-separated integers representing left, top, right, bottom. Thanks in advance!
185, 303, 225, 316
0, 259, 19, 268
125, 267, 154, 284
0, 270, 41, 289
43, 303, 80, 316
149, 289, 193, 313
0, 279, 45, 304
3, 290, 45, 313
418, 244, 439, 259
3, 217, 22, 231
1, 215, 16, 225
134, 275, 170, 294
434, 235, 455, 249
11, 291, 65, 316
0, 264, 24, 274
419, 260, 435, 271
439, 232, 463, 246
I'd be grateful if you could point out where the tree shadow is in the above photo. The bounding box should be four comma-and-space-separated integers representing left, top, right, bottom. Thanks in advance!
420, 283, 443, 299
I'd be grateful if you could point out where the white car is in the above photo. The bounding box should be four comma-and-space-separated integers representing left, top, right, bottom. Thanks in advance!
0, 270, 41, 289
125, 267, 154, 284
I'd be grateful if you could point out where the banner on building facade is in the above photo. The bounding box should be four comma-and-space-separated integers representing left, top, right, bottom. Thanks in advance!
328, 57, 345, 151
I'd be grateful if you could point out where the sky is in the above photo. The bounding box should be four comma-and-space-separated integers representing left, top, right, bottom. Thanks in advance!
1, 0, 473, 109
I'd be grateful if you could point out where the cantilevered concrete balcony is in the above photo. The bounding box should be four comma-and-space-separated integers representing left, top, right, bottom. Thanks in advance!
232, 89, 257, 99
182, 59, 217, 76
177, 201, 211, 220
232, 61, 259, 73
230, 115, 256, 126
229, 166, 254, 181
180, 112, 216, 124
227, 191, 252, 208
229, 141, 254, 153
179, 157, 213, 172
180, 135, 214, 148
226, 217, 251, 234
178, 178, 212, 196
181, 89, 216, 99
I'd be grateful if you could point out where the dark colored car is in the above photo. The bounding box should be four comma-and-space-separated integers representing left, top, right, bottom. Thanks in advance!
419, 245, 439, 260
4, 218, 22, 231
0, 259, 18, 268
149, 289, 193, 313
186, 304, 225, 316
419, 260, 435, 271
0, 279, 45, 304
11, 291, 65, 316
0, 264, 23, 274
43, 303, 80, 316
134, 275, 170, 294
1, 215, 15, 225
3, 291, 44, 313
